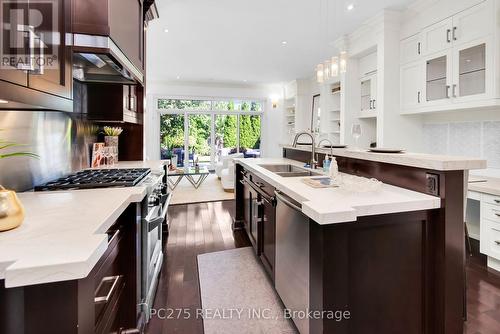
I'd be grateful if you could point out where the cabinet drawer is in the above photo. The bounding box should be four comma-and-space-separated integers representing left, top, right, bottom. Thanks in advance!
250, 174, 275, 198
482, 194, 500, 206
90, 226, 128, 332
482, 202, 500, 224
483, 220, 500, 259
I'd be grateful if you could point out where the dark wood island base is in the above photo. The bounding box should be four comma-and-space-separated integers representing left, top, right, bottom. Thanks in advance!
234, 147, 466, 334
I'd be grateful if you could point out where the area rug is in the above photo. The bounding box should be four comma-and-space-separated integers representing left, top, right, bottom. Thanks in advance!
197, 247, 297, 334
170, 173, 234, 205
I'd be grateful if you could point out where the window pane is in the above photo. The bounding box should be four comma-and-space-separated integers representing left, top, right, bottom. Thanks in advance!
213, 100, 234, 111
188, 114, 212, 167
239, 115, 261, 158
215, 115, 238, 162
251, 101, 262, 111
160, 114, 185, 166
157, 99, 211, 110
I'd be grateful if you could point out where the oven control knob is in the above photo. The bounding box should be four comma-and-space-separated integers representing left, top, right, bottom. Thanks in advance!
148, 194, 160, 206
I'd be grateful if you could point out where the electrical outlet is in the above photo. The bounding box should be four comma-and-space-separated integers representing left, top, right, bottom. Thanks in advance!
426, 173, 440, 196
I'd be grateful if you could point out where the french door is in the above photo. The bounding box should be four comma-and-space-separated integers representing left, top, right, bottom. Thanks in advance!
161, 111, 261, 169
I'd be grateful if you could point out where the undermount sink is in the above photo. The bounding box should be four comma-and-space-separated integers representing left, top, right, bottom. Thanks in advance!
258, 164, 321, 177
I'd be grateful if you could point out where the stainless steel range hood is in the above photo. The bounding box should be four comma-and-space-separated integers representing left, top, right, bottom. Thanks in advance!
72, 34, 144, 84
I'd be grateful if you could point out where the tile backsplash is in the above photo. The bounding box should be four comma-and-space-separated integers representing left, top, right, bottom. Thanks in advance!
423, 120, 500, 169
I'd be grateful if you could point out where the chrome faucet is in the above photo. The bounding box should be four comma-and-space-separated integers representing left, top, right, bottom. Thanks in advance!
292, 131, 317, 169
317, 138, 334, 157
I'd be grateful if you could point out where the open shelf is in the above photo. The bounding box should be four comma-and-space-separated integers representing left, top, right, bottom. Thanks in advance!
358, 111, 377, 119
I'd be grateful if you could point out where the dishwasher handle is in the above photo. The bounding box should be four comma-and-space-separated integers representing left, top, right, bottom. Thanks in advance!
274, 190, 302, 212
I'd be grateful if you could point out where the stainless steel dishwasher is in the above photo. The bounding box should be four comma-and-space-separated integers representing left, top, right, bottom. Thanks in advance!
274, 190, 310, 334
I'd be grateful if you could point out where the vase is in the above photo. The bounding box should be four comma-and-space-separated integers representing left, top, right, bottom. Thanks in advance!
104, 136, 119, 162
0, 185, 25, 232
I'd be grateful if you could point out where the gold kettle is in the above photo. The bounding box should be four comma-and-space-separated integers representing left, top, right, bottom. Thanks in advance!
0, 185, 25, 231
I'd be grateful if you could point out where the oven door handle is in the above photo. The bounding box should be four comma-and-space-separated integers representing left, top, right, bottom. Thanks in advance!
147, 193, 171, 232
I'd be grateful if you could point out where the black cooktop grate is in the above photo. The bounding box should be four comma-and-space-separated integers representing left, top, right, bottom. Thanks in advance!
34, 168, 151, 191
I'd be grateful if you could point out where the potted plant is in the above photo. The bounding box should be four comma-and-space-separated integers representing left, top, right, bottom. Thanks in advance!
103, 126, 123, 161
103, 126, 123, 146
0, 137, 38, 231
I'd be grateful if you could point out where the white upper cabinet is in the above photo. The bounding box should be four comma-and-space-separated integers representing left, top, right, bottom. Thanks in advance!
452, 1, 493, 47
400, 33, 422, 65
452, 37, 493, 102
360, 73, 377, 115
400, 0, 498, 114
421, 17, 453, 56
401, 61, 424, 110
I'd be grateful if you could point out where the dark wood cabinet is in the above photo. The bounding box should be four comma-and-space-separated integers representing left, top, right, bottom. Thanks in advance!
84, 83, 143, 124
0, 0, 72, 110
237, 167, 276, 280
260, 194, 276, 280
27, 0, 72, 99
0, 203, 141, 334
242, 178, 252, 244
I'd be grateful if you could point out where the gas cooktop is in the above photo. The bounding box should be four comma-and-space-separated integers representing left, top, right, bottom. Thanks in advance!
34, 168, 151, 191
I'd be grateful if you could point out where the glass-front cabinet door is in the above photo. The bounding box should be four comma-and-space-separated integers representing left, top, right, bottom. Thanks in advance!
453, 38, 491, 102
425, 51, 451, 105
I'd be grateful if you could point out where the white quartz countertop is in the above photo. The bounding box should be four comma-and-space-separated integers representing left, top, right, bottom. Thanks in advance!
235, 158, 441, 225
282, 145, 486, 171
89, 159, 169, 174
0, 186, 148, 288
469, 176, 500, 197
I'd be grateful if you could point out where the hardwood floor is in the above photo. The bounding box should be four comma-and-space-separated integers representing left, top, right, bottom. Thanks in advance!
145, 201, 251, 334
145, 201, 500, 334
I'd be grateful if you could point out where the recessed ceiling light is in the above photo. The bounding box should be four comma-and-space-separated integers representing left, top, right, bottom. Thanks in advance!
243, 79, 247, 82
281, 41, 288, 46
0, 99, 8, 104
347, 3, 354, 11
176, 76, 180, 79
164, 28, 169, 33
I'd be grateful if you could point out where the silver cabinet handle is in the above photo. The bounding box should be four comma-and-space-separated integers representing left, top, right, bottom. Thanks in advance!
17, 25, 35, 71
373, 99, 376, 109
275, 190, 302, 212
494, 199, 500, 204
446, 29, 451, 43
453, 27, 457, 41
254, 181, 265, 188
417, 91, 421, 103
446, 85, 451, 98
417, 42, 421, 55
495, 240, 500, 245
452, 84, 457, 98
95, 275, 121, 304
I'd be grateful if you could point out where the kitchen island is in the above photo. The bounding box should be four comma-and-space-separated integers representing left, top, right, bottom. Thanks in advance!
234, 148, 486, 334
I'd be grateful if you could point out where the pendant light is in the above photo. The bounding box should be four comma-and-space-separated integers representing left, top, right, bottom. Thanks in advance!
323, 59, 331, 81
330, 56, 339, 77
340, 51, 347, 73
316, 63, 324, 83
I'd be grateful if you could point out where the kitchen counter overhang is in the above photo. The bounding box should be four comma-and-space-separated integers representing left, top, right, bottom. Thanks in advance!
282, 144, 487, 171
0, 186, 147, 288
235, 158, 441, 224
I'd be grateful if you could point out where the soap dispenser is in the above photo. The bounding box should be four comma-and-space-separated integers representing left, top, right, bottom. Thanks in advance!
323, 154, 331, 172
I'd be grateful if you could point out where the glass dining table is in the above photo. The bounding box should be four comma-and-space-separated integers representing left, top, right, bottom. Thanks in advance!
167, 166, 210, 190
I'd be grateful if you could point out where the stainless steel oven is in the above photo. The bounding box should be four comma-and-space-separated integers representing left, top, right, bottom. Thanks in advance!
139, 172, 171, 322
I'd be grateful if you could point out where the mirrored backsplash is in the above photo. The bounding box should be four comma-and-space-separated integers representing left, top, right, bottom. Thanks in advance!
0, 111, 97, 191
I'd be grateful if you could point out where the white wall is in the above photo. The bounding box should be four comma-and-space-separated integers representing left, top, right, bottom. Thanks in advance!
145, 80, 284, 161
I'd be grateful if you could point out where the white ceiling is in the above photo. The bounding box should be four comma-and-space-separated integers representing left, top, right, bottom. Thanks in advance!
146, 0, 414, 85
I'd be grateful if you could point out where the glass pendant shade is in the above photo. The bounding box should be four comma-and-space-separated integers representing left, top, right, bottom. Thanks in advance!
323, 60, 331, 81
340, 51, 347, 73
331, 56, 339, 77
316, 63, 324, 83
